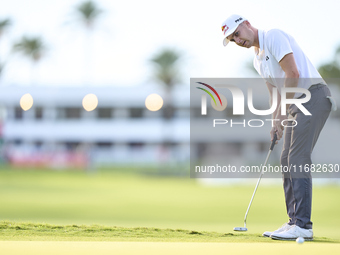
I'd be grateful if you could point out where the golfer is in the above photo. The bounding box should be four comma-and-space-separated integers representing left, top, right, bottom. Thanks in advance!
221, 14, 335, 240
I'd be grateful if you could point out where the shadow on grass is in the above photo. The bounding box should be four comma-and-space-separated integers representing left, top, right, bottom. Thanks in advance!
230, 232, 340, 243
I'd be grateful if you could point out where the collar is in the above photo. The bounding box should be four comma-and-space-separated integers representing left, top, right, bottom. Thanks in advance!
258, 29, 264, 52
255, 29, 264, 58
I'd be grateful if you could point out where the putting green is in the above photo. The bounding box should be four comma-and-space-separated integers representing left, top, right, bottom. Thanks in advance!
1, 241, 339, 255
0, 169, 339, 242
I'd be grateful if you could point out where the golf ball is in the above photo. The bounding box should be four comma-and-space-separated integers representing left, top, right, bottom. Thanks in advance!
296, 237, 305, 244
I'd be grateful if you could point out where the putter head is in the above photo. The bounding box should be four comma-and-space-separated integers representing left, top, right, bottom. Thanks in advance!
233, 227, 248, 231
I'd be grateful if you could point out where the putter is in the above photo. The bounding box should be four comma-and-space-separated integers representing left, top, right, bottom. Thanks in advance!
234, 133, 278, 232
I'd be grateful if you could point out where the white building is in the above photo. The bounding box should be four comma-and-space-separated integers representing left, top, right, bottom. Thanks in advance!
0, 83, 339, 173
0, 84, 190, 168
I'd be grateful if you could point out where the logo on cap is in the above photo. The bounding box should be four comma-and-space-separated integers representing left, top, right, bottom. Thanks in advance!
235, 17, 243, 23
222, 25, 229, 34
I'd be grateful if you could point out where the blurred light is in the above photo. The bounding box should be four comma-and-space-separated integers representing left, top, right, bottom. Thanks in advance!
145, 94, 163, 111
20, 94, 34, 111
82, 94, 98, 111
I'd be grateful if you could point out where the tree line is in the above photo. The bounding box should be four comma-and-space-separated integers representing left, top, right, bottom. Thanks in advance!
0, 0, 183, 91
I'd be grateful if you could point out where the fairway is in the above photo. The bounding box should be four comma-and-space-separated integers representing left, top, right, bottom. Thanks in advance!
0, 168, 340, 254
1, 221, 339, 255
0, 169, 339, 237
1, 221, 338, 242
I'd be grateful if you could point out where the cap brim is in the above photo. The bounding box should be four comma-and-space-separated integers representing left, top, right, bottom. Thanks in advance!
223, 38, 230, 46
222, 24, 240, 47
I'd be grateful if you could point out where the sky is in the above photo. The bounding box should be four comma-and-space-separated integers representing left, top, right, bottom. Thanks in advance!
0, 0, 340, 87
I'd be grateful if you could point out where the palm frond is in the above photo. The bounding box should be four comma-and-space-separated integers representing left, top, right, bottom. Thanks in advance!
76, 1, 103, 28
0, 18, 12, 36
150, 49, 182, 88
13, 36, 47, 62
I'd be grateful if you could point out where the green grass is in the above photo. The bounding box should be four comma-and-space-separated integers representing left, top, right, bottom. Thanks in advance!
0, 167, 339, 240
1, 241, 339, 255
0, 221, 338, 243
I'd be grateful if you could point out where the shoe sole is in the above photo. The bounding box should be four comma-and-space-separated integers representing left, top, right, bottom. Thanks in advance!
263, 230, 289, 238
270, 235, 313, 241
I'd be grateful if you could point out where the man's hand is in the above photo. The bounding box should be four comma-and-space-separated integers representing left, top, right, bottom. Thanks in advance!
271, 114, 286, 141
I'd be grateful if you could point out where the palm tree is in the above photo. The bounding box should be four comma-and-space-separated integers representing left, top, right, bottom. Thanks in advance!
150, 48, 182, 119
0, 18, 12, 159
318, 46, 340, 83
73, 0, 104, 85
75, 1, 103, 29
0, 18, 12, 79
150, 48, 183, 173
12, 36, 47, 85
0, 18, 11, 37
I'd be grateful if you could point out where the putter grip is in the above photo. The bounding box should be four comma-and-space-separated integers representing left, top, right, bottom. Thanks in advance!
270, 133, 278, 151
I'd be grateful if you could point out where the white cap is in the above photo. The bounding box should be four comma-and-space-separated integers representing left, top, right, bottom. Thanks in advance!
221, 14, 247, 46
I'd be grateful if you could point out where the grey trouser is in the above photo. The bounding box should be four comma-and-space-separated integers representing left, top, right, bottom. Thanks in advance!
281, 84, 332, 229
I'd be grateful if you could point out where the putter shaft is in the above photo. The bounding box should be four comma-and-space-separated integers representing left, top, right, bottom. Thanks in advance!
243, 134, 277, 229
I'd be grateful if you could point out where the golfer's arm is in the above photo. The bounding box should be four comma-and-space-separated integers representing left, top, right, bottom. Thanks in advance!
266, 81, 280, 119
279, 53, 300, 111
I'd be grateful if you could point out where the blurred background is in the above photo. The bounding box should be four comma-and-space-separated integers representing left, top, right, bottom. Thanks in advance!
0, 0, 340, 237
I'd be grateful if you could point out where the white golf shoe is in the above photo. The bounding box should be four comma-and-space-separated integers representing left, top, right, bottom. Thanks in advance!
262, 223, 292, 237
270, 225, 313, 241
